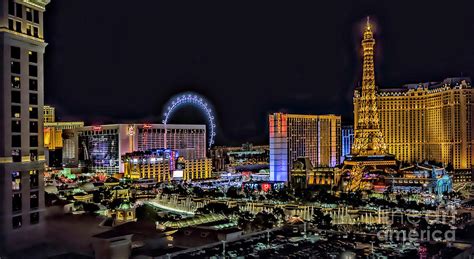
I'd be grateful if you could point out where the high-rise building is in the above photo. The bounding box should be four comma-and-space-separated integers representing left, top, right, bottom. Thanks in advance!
44, 121, 84, 167
123, 149, 176, 182
374, 78, 473, 169
269, 113, 341, 182
43, 104, 54, 123
77, 124, 206, 174
350, 18, 474, 170
341, 126, 354, 161
0, 0, 50, 253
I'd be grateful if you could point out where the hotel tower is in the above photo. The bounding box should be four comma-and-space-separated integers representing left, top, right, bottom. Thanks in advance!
0, 0, 50, 253
269, 113, 341, 182
352, 18, 474, 170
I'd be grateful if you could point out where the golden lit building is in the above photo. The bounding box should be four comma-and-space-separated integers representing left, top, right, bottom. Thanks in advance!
269, 113, 341, 182
43, 121, 84, 166
181, 158, 212, 180
43, 105, 55, 123
350, 20, 473, 170
368, 78, 474, 170
44, 122, 84, 150
122, 150, 173, 182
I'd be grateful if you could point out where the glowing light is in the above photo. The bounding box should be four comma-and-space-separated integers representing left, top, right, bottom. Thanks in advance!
162, 92, 217, 148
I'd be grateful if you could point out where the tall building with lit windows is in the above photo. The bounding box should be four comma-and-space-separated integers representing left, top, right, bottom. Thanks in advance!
0, 0, 50, 253
341, 126, 354, 161
42, 104, 54, 122
77, 123, 206, 174
269, 113, 341, 182
372, 78, 473, 169
350, 19, 474, 170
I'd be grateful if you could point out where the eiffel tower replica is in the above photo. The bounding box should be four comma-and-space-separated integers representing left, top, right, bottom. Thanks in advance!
343, 17, 397, 177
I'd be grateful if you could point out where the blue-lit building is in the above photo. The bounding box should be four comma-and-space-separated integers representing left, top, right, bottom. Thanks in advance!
341, 126, 354, 161
269, 113, 341, 182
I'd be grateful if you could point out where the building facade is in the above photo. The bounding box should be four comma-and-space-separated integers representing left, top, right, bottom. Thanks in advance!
78, 124, 207, 174
176, 156, 213, 181
122, 149, 175, 182
136, 124, 206, 160
0, 0, 50, 253
341, 126, 354, 161
269, 113, 341, 182
44, 121, 84, 167
358, 78, 473, 170
42, 104, 54, 122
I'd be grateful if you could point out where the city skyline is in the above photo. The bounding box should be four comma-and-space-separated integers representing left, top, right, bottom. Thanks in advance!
2, 1, 474, 257
43, 0, 474, 146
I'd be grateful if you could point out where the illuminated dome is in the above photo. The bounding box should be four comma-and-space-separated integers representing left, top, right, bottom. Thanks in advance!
118, 200, 132, 210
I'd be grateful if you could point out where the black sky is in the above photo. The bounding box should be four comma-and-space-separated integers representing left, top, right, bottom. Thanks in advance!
44, 0, 474, 146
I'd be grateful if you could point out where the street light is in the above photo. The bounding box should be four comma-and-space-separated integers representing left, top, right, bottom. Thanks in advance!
222, 240, 226, 258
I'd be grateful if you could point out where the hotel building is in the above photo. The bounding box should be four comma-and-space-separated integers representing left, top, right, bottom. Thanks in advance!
77, 124, 206, 174
44, 121, 84, 166
42, 104, 53, 122
358, 78, 474, 170
122, 149, 175, 182
0, 0, 50, 252
341, 126, 354, 161
269, 113, 341, 182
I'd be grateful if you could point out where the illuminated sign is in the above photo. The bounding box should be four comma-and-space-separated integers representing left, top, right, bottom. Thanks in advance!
173, 170, 183, 178
92, 126, 102, 131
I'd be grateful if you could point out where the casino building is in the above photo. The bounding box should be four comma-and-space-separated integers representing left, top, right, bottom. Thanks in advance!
368, 78, 473, 170
77, 124, 206, 175
269, 113, 341, 182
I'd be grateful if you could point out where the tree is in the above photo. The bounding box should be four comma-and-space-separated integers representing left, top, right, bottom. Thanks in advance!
136, 204, 159, 222
311, 208, 332, 229
237, 211, 254, 232
83, 203, 100, 214
252, 211, 277, 230
273, 207, 286, 224
226, 186, 240, 199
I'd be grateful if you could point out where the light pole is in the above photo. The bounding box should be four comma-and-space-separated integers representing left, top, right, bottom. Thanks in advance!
370, 240, 375, 257
222, 240, 226, 258
303, 221, 307, 238
267, 230, 270, 248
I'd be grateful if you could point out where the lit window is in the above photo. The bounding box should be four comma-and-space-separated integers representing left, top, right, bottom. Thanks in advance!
11, 76, 20, 89
11, 172, 21, 191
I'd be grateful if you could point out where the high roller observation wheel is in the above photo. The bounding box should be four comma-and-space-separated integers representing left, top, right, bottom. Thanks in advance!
162, 93, 216, 148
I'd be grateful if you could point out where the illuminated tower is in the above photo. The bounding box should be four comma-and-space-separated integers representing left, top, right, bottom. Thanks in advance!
351, 17, 387, 156
343, 17, 397, 188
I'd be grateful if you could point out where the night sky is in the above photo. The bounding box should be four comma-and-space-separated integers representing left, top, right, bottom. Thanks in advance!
44, 0, 474, 146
